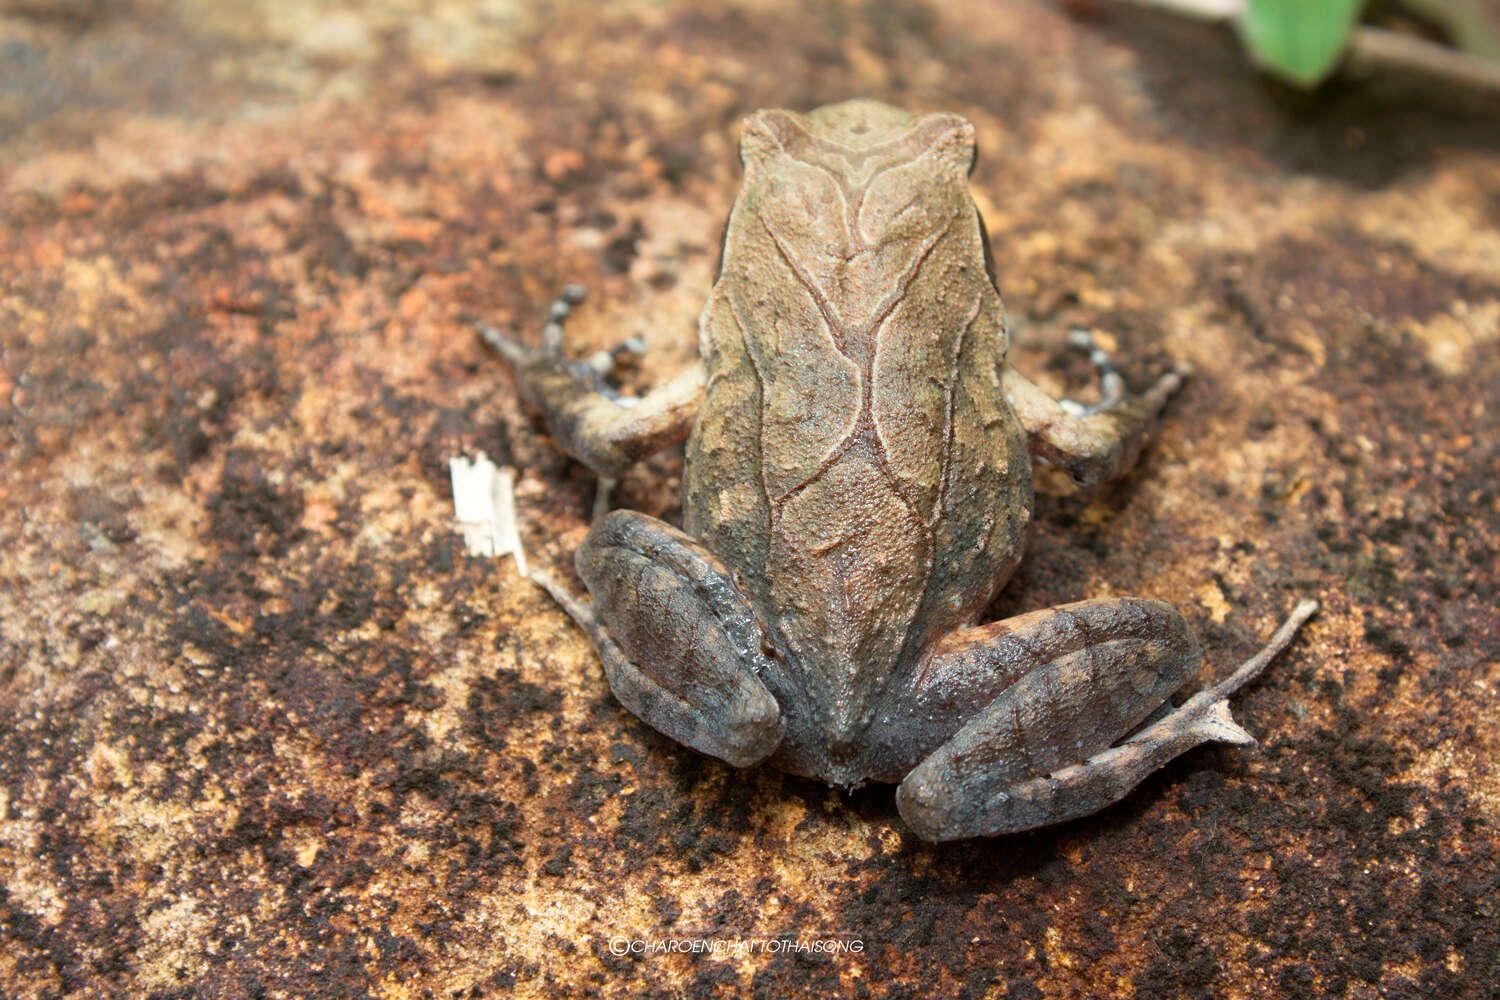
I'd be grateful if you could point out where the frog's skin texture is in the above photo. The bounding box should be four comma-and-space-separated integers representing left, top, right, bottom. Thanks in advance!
488, 100, 1316, 841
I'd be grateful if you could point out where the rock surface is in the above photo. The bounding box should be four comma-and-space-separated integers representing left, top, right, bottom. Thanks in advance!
2, 1, 1498, 997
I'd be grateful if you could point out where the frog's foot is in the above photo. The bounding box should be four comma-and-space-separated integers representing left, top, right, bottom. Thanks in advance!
480, 283, 587, 367
586, 334, 648, 378
480, 284, 634, 404
894, 598, 1316, 841
1004, 349, 1191, 488
541, 509, 784, 768
1059, 328, 1126, 417
494, 283, 646, 377
478, 285, 704, 478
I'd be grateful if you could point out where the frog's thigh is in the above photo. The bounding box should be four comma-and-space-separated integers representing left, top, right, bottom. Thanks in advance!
573, 509, 783, 768
896, 597, 1202, 841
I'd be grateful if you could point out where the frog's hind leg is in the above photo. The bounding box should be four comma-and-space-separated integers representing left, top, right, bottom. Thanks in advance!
534, 509, 784, 768
893, 598, 1316, 841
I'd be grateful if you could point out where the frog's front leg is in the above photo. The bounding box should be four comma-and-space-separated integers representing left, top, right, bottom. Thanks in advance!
893, 598, 1316, 841
1003, 359, 1188, 488
480, 287, 706, 476
533, 509, 784, 768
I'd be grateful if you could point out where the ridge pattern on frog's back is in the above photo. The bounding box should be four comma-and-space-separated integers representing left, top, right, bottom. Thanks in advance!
683, 101, 1032, 778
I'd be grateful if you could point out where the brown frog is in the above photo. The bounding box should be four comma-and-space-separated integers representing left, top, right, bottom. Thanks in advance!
485, 100, 1316, 841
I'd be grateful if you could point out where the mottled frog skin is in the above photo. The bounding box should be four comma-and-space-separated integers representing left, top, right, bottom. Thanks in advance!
487, 100, 1316, 841
687, 105, 1031, 784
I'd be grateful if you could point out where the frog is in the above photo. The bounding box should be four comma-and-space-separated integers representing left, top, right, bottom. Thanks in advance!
483, 99, 1317, 841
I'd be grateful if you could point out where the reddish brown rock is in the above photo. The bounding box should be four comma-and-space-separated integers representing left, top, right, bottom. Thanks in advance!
2, 2, 1497, 997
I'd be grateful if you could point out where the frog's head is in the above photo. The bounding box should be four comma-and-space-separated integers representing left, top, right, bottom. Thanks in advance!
738, 100, 975, 182
802, 99, 919, 147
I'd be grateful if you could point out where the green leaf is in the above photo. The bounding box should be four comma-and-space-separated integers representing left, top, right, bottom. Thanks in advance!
1241, 0, 1367, 87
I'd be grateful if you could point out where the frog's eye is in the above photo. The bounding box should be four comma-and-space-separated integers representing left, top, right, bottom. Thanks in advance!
975, 207, 999, 287
739, 118, 772, 165
923, 118, 977, 176
711, 213, 732, 281
739, 110, 793, 167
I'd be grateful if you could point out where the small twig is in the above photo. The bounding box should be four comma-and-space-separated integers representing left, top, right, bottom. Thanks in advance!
1200, 598, 1320, 705
1114, 0, 1240, 20
1105, 0, 1500, 97
1346, 24, 1500, 94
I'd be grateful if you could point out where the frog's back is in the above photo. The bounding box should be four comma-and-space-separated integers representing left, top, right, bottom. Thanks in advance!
683, 101, 1031, 779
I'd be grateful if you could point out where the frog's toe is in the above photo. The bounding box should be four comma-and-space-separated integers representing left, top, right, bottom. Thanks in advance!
715, 685, 783, 767
894, 767, 970, 843
477, 320, 528, 363
538, 284, 587, 349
